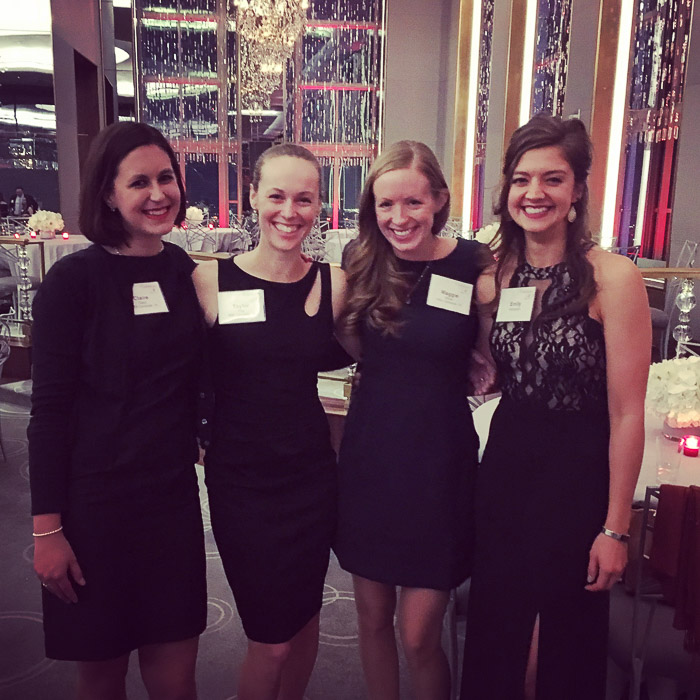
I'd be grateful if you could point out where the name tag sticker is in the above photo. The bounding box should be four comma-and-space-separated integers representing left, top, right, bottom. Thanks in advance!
218, 289, 266, 324
133, 282, 169, 315
426, 274, 473, 315
496, 286, 536, 323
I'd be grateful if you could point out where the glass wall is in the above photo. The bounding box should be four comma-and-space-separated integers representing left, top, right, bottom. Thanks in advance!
616, 0, 692, 261
135, 0, 385, 228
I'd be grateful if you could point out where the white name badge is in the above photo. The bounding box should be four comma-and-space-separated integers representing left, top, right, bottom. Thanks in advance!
133, 282, 169, 315
496, 286, 536, 323
426, 274, 473, 315
218, 289, 266, 324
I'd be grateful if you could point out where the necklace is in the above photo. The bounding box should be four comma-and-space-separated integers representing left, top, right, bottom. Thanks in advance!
103, 243, 164, 257
405, 262, 432, 305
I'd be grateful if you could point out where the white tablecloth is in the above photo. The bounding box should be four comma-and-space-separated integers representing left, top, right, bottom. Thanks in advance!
471, 397, 700, 501
323, 229, 358, 264
164, 228, 242, 253
0, 235, 92, 279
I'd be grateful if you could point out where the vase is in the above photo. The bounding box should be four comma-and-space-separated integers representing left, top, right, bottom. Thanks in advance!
662, 418, 700, 441
39, 230, 56, 240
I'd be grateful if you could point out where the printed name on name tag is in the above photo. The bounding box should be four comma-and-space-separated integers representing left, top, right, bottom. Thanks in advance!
133, 282, 169, 315
218, 289, 266, 324
426, 274, 473, 315
495, 286, 536, 323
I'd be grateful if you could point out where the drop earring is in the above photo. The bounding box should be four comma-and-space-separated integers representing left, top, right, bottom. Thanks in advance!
567, 205, 577, 223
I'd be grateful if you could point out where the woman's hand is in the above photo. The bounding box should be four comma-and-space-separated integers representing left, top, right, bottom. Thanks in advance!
469, 349, 496, 395
34, 532, 85, 603
584, 532, 627, 592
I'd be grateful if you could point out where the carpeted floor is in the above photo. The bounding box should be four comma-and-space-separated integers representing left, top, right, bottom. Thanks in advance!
0, 388, 423, 700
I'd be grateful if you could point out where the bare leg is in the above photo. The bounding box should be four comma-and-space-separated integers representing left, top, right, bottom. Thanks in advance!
76, 654, 130, 700
353, 575, 400, 700
397, 587, 450, 700
138, 636, 199, 700
524, 616, 540, 700
238, 639, 292, 700
278, 614, 320, 700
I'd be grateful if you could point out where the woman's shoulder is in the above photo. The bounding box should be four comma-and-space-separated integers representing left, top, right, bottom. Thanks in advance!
587, 246, 641, 287
41, 244, 101, 288
162, 240, 196, 272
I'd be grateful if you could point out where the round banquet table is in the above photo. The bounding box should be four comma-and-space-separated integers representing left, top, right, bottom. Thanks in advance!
471, 397, 700, 502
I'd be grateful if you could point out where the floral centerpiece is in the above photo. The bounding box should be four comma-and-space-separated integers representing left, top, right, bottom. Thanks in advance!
185, 206, 205, 226
647, 356, 700, 436
474, 222, 500, 249
27, 210, 64, 239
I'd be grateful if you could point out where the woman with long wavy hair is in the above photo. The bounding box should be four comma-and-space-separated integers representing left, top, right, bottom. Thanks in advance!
336, 140, 491, 700
460, 114, 650, 699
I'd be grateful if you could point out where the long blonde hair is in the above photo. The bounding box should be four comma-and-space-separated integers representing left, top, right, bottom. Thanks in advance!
342, 140, 450, 336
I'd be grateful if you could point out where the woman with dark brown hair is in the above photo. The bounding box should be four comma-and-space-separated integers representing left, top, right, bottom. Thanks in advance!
335, 140, 491, 700
29, 121, 206, 699
460, 114, 651, 699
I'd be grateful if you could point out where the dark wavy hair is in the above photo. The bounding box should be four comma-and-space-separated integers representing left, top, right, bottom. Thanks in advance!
494, 114, 596, 319
79, 122, 186, 247
342, 140, 451, 337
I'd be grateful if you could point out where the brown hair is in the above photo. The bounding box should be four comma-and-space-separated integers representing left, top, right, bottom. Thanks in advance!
342, 140, 450, 336
79, 122, 186, 247
251, 143, 322, 199
494, 114, 596, 318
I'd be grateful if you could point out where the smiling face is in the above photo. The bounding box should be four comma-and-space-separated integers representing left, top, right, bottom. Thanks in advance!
250, 155, 321, 252
106, 144, 180, 244
372, 167, 446, 260
506, 145, 580, 240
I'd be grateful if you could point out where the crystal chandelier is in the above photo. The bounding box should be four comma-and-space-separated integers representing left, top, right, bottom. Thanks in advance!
233, 0, 309, 112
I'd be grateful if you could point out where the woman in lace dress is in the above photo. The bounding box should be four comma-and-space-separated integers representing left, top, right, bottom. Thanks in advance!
460, 115, 651, 699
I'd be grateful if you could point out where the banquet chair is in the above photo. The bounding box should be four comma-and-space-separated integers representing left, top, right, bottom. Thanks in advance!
649, 240, 698, 360
607, 486, 700, 700
0, 323, 12, 461
445, 578, 471, 700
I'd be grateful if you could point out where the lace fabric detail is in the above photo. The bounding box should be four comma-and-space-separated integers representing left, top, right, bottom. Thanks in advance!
491, 261, 607, 411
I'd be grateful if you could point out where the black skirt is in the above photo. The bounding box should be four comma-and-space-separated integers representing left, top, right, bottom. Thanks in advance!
42, 494, 207, 661
206, 448, 336, 644
461, 398, 610, 700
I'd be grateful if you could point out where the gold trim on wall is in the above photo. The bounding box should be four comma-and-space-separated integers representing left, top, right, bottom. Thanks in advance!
503, 0, 528, 153
450, 0, 477, 218
588, 0, 624, 240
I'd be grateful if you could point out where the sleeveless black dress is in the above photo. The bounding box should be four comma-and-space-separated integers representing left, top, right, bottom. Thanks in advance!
205, 258, 337, 644
461, 260, 610, 700
335, 239, 482, 589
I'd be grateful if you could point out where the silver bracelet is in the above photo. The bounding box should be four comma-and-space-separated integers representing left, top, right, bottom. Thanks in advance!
32, 525, 63, 537
601, 526, 629, 543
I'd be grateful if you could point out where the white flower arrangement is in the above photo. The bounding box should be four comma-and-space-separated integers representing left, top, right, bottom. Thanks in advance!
27, 210, 64, 233
474, 222, 499, 249
185, 206, 205, 224
647, 356, 700, 428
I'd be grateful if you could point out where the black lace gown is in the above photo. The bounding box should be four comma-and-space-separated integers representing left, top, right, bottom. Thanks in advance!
461, 261, 610, 700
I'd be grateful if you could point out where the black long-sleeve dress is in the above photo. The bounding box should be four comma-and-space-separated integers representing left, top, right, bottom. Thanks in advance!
461, 260, 610, 700
28, 243, 207, 661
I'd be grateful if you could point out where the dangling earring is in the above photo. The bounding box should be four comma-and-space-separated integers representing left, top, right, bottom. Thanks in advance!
251, 209, 258, 224
567, 205, 577, 223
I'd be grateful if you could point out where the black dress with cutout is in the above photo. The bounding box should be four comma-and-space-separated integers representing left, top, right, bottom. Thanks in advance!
205, 258, 337, 644
461, 260, 610, 700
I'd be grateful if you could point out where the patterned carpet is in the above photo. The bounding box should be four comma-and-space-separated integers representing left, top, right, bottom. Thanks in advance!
0, 390, 421, 700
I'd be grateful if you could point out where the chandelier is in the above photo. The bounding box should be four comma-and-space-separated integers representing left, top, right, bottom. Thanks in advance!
232, 0, 310, 112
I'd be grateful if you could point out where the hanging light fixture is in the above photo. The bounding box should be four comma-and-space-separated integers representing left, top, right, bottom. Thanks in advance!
233, 0, 309, 112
